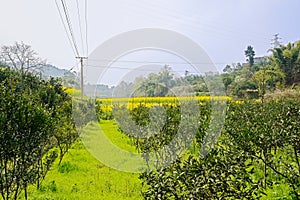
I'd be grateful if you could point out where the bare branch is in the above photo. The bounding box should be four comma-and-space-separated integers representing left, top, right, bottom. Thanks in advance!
0, 41, 46, 73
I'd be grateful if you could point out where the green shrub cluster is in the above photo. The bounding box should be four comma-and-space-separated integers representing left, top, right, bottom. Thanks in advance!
114, 100, 300, 199
0, 68, 78, 200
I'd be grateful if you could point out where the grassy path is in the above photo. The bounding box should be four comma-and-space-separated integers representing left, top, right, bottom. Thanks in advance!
25, 120, 142, 200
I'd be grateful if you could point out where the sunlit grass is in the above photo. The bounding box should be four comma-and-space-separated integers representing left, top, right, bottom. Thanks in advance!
24, 120, 142, 200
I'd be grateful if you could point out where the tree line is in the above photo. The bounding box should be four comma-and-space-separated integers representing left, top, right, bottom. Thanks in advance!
223, 40, 300, 99
111, 38, 300, 101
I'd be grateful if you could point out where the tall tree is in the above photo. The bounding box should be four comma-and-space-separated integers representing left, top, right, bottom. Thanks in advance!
223, 65, 232, 73
245, 45, 255, 67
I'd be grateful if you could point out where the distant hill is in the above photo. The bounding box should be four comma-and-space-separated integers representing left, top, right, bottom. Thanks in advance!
36, 65, 114, 96
36, 64, 76, 79
32, 64, 79, 88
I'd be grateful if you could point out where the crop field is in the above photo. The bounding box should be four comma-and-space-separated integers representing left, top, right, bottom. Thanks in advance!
2, 73, 298, 199
96, 95, 231, 113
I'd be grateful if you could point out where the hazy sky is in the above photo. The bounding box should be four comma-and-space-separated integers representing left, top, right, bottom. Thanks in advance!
0, 0, 299, 75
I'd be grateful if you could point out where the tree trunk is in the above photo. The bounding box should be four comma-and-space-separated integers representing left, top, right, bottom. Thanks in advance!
263, 150, 267, 189
294, 145, 300, 174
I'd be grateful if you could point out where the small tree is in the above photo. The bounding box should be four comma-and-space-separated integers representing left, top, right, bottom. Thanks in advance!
253, 66, 285, 103
223, 64, 232, 73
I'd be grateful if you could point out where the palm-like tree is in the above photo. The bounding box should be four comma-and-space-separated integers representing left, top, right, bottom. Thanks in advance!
245, 46, 255, 67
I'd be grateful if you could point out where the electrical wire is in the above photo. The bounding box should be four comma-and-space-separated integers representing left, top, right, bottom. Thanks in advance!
85, 0, 89, 56
125, 1, 269, 42
87, 58, 227, 65
86, 64, 203, 74
55, 0, 89, 73
54, 0, 77, 57
76, 0, 85, 55
60, 0, 80, 57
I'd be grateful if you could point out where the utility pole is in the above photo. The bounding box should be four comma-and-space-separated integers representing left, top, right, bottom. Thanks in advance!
76, 56, 88, 99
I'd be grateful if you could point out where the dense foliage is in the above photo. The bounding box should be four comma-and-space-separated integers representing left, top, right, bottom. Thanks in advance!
226, 100, 300, 198
0, 67, 77, 200
111, 98, 300, 199
1, 38, 300, 199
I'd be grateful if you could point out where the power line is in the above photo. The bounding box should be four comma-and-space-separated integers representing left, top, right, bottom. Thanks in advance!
60, 0, 80, 57
76, 0, 85, 55
55, 0, 77, 57
66, 60, 81, 72
55, 0, 89, 97
86, 64, 202, 74
88, 58, 227, 65
84, 0, 89, 56
125, 1, 269, 42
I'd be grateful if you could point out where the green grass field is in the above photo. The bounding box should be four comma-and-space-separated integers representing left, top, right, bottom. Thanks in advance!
24, 120, 142, 200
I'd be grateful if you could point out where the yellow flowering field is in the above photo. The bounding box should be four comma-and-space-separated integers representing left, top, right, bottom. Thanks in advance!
97, 96, 231, 113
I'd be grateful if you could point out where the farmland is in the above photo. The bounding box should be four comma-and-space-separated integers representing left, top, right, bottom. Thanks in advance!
24, 96, 300, 199
1, 39, 300, 199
